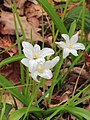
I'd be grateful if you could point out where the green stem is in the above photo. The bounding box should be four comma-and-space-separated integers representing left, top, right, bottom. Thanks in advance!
12, 4, 25, 95
42, 9, 44, 48
23, 80, 43, 120
81, 0, 85, 40
25, 68, 30, 97
53, 0, 69, 51
62, 0, 69, 21
48, 56, 63, 104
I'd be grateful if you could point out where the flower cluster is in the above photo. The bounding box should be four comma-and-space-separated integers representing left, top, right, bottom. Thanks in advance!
21, 42, 59, 82
55, 33, 85, 58
21, 33, 85, 82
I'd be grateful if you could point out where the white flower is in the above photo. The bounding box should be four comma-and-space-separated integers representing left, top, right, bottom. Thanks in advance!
29, 56, 60, 82
21, 42, 60, 82
21, 41, 54, 67
55, 33, 85, 59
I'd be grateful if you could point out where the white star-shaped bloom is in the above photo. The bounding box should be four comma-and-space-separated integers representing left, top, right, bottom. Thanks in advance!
28, 56, 60, 82
21, 41, 54, 67
55, 33, 85, 59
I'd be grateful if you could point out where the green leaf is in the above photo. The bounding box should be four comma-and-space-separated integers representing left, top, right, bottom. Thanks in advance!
0, 74, 29, 106
0, 103, 12, 118
69, 20, 76, 37
36, 0, 68, 34
65, 106, 90, 120
0, 99, 6, 120
65, 6, 90, 32
9, 107, 43, 120
0, 55, 24, 68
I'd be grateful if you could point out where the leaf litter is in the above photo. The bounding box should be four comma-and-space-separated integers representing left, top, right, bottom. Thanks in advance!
0, 0, 90, 119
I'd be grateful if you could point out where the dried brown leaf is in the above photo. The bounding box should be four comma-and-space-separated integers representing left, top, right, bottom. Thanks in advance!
0, 10, 42, 42
83, 51, 90, 68
0, 36, 18, 56
2, 91, 23, 111
0, 62, 20, 84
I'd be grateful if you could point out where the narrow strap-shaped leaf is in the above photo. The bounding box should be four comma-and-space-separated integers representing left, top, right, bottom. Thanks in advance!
36, 0, 68, 34
69, 20, 76, 37
0, 55, 24, 68
65, 106, 90, 120
9, 107, 43, 120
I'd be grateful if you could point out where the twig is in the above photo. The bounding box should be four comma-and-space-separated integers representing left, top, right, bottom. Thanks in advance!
72, 63, 85, 96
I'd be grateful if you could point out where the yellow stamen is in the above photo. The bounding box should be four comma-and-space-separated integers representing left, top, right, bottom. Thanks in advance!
68, 44, 72, 49
33, 53, 38, 59
37, 66, 44, 73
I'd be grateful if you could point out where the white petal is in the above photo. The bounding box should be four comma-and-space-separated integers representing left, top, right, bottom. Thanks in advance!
23, 49, 33, 59
21, 58, 29, 67
39, 48, 54, 58
31, 72, 40, 82
70, 49, 78, 56
72, 43, 85, 50
61, 34, 70, 44
55, 41, 67, 48
28, 60, 38, 73
36, 58, 45, 63
44, 56, 60, 69
70, 33, 78, 44
63, 48, 70, 59
22, 41, 33, 51
34, 44, 40, 53
38, 69, 53, 80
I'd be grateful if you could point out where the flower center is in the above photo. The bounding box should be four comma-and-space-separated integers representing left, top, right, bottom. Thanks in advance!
68, 44, 72, 49
37, 66, 44, 73
33, 53, 39, 59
